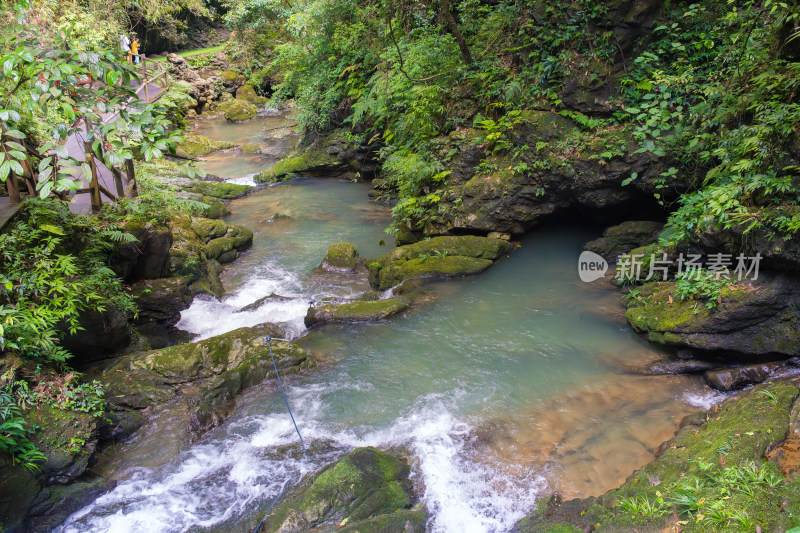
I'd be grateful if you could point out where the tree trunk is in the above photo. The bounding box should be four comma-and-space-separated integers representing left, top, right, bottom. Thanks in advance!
439, 0, 473, 65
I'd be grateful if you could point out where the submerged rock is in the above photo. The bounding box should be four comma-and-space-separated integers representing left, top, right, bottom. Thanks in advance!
513, 380, 800, 532
237, 293, 293, 313
257, 447, 425, 533
705, 361, 787, 391
367, 235, 514, 290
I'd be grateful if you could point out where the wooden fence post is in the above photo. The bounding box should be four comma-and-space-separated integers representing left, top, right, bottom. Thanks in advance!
86, 152, 101, 212
6, 171, 20, 206
141, 56, 150, 103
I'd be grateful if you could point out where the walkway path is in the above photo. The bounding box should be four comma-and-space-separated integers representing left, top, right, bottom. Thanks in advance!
66, 79, 166, 214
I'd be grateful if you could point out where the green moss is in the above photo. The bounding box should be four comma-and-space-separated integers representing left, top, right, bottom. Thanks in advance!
377, 256, 494, 290
189, 180, 251, 199
199, 195, 229, 219
254, 148, 340, 182
306, 297, 408, 327
175, 133, 235, 158
216, 98, 258, 122
384, 235, 513, 263
235, 85, 268, 105
322, 242, 360, 270
625, 282, 705, 333
261, 447, 415, 531
368, 236, 514, 289
220, 70, 243, 84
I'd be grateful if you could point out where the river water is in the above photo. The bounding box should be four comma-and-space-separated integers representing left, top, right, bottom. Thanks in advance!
57, 114, 725, 533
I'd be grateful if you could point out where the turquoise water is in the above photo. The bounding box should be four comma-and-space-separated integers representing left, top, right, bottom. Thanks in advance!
57, 133, 722, 533
192, 114, 299, 181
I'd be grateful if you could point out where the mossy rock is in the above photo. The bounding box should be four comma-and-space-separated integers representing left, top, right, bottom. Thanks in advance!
220, 70, 245, 86
217, 98, 258, 122
176, 133, 235, 158
583, 220, 664, 261
235, 84, 268, 106
188, 180, 251, 199
26, 404, 98, 485
305, 297, 408, 328
259, 447, 418, 533
321, 242, 360, 270
368, 236, 513, 290
377, 256, 494, 291
383, 235, 513, 263
625, 277, 800, 357
199, 195, 229, 218
93, 324, 312, 438
254, 148, 344, 183
515, 381, 800, 532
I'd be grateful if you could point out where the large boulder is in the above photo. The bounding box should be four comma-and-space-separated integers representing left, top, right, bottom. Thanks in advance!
256, 447, 425, 533
625, 275, 800, 358
92, 323, 313, 440
112, 222, 173, 282
584, 220, 664, 261
0, 403, 104, 532
235, 84, 268, 105
217, 98, 258, 122
367, 235, 514, 290
60, 306, 132, 364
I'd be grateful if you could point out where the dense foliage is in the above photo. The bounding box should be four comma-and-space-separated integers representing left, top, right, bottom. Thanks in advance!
0, 199, 136, 362
225, 0, 800, 242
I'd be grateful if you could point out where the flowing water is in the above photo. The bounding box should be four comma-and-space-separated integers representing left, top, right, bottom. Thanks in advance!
56, 116, 727, 533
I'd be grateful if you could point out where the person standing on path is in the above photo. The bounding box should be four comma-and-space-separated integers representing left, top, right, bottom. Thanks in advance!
131, 37, 140, 65
120, 34, 131, 63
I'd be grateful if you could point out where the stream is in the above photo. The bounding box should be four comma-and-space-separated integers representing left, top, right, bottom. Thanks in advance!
57, 113, 726, 533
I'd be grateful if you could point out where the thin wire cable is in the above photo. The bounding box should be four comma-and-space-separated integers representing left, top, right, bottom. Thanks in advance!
266, 336, 305, 453
252, 336, 306, 533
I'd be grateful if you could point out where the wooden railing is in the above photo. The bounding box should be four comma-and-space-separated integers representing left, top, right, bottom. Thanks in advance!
2, 55, 169, 211
134, 54, 169, 104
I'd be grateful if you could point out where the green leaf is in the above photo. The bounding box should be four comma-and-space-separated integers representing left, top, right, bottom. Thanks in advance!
39, 224, 64, 235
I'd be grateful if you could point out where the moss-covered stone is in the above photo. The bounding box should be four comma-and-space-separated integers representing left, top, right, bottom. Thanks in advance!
368, 236, 513, 290
321, 242, 360, 270
259, 447, 418, 532
93, 323, 313, 439
584, 220, 664, 261
235, 84, 268, 105
27, 405, 98, 485
305, 297, 408, 328
625, 277, 800, 357
217, 98, 258, 122
188, 180, 251, 199
175, 133, 235, 158
255, 148, 343, 183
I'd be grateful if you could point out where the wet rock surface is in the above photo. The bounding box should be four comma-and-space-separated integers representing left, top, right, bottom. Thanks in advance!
254, 447, 425, 533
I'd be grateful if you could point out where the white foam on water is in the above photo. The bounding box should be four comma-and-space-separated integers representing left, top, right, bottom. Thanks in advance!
57, 385, 545, 533
177, 263, 310, 340
683, 388, 730, 410
226, 175, 257, 186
